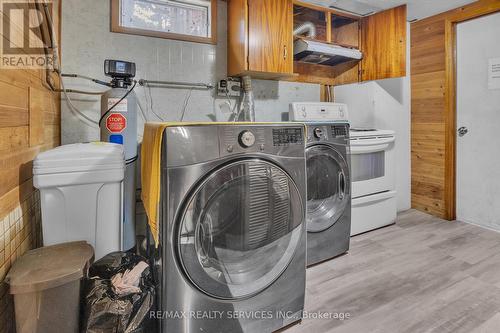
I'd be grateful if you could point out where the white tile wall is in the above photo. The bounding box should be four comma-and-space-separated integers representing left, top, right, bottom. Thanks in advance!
61, 0, 321, 144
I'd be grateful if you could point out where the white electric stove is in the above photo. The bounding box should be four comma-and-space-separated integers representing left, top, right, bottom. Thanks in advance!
349, 128, 397, 235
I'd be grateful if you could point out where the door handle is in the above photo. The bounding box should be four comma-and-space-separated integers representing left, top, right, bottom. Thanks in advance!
458, 126, 468, 137
338, 171, 345, 200
196, 219, 213, 267
283, 45, 288, 60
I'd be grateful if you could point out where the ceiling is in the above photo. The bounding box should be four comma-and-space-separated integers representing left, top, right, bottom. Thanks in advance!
302, 0, 478, 21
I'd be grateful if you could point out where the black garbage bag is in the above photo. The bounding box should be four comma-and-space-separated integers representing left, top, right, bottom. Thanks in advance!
81, 252, 156, 333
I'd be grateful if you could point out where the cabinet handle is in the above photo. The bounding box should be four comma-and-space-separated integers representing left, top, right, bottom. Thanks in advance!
283, 45, 288, 60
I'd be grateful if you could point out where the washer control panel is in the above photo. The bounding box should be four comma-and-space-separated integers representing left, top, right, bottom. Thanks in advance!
272, 127, 304, 146
306, 124, 350, 144
332, 125, 347, 137
165, 125, 306, 167
289, 102, 348, 122
220, 125, 305, 157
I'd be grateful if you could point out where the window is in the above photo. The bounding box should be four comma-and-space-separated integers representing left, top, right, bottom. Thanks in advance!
111, 0, 217, 44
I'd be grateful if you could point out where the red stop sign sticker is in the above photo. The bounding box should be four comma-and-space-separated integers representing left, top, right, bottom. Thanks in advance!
106, 113, 127, 133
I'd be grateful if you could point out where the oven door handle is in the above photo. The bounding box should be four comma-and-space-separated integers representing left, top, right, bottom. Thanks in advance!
349, 137, 395, 154
350, 137, 395, 146
350, 144, 390, 154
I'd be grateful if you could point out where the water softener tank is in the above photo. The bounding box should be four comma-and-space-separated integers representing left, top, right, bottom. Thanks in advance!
101, 85, 137, 251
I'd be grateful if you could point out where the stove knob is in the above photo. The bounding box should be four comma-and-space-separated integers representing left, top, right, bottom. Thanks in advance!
313, 127, 324, 139
238, 130, 256, 148
301, 106, 307, 118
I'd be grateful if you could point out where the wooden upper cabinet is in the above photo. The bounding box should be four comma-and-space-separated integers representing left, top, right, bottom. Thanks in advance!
248, 0, 293, 74
361, 5, 407, 81
227, 0, 248, 76
228, 0, 294, 78
228, 1, 407, 83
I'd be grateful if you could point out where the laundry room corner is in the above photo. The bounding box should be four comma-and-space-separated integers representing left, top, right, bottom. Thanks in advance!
4, 0, 500, 332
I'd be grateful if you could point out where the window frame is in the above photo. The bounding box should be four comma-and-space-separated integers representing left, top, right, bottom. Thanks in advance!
110, 0, 217, 44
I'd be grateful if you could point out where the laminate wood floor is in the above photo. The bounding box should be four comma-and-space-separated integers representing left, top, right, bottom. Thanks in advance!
285, 209, 500, 333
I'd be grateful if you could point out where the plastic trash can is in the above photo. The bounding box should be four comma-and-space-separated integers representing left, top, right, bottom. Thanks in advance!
5, 241, 94, 333
33, 142, 124, 259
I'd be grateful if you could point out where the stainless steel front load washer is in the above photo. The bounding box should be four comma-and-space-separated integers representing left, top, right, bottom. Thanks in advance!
290, 103, 351, 266
157, 124, 307, 333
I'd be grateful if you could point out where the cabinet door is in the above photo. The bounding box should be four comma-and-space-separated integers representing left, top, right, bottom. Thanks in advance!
227, 0, 248, 76
361, 5, 406, 81
248, 0, 293, 74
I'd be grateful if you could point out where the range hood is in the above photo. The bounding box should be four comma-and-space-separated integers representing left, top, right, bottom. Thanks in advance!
294, 38, 363, 66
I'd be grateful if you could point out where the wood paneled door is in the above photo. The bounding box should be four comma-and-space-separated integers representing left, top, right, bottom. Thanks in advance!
361, 5, 407, 82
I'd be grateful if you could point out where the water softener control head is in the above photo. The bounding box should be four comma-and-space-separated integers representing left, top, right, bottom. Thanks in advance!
104, 59, 136, 79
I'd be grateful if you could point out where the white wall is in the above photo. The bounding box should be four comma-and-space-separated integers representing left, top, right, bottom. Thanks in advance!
334, 23, 411, 211
60, 0, 320, 144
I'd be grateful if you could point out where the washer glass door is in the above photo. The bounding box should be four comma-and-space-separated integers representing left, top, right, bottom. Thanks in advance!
177, 159, 303, 300
306, 144, 350, 232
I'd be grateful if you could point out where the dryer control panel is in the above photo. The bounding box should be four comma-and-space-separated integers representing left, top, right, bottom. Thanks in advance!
290, 102, 348, 122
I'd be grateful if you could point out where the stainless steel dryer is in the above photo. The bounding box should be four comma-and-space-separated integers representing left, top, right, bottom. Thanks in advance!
157, 123, 307, 333
290, 103, 351, 266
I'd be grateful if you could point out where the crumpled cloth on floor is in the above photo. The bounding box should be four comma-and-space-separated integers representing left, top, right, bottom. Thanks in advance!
111, 261, 149, 296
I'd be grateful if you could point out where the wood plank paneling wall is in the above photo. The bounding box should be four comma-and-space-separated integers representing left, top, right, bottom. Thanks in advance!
0, 1, 61, 331
411, 18, 447, 218
411, 0, 500, 220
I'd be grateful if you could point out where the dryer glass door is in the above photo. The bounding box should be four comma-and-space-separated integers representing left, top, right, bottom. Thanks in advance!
177, 159, 303, 300
306, 144, 350, 232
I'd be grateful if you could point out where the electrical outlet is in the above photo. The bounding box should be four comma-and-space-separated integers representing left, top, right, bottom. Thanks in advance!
218, 78, 241, 98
